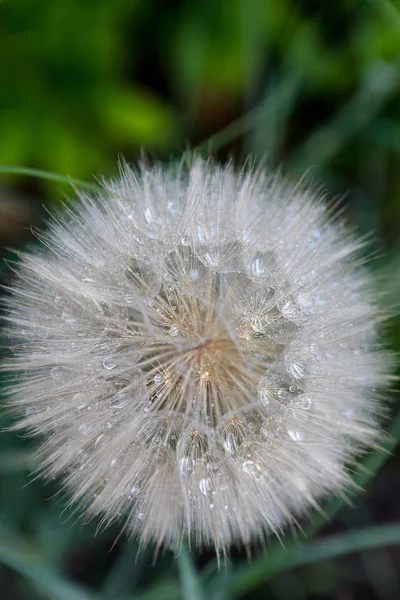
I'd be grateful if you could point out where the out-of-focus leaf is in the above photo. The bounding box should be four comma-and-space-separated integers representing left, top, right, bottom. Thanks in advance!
177, 544, 205, 600
210, 523, 400, 600
195, 75, 301, 154
100, 88, 179, 148
0, 521, 94, 600
0, 165, 100, 192
288, 60, 400, 173
101, 541, 145, 599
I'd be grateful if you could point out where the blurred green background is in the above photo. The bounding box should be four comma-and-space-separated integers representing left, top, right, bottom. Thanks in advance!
1, 1, 400, 599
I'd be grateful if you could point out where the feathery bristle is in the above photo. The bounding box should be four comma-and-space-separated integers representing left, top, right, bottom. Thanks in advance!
1, 156, 392, 557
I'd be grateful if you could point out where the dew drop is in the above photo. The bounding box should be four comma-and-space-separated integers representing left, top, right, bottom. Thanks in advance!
138, 512, 144, 520
297, 396, 312, 411
249, 252, 272, 279
287, 429, 303, 442
200, 370, 210, 382
103, 357, 116, 370
95, 434, 105, 448
154, 373, 164, 385
288, 361, 306, 380
289, 385, 296, 393
278, 388, 287, 400
190, 268, 200, 281
242, 460, 262, 479
50, 366, 64, 380
206, 461, 218, 472
79, 424, 90, 435
224, 432, 238, 456
292, 475, 308, 492
343, 408, 354, 420
179, 457, 195, 476
209, 503, 215, 510
169, 325, 179, 337
250, 316, 265, 333
181, 236, 190, 246
144, 207, 153, 224
62, 309, 76, 324
199, 477, 213, 496
110, 390, 129, 410
73, 393, 86, 409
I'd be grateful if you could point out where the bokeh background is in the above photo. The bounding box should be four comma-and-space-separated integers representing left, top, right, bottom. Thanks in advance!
1, 1, 400, 599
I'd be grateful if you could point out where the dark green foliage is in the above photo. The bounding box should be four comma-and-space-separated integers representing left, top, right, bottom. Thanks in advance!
1, 1, 400, 598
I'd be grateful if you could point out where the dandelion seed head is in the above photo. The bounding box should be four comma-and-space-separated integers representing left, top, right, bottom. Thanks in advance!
2, 156, 392, 556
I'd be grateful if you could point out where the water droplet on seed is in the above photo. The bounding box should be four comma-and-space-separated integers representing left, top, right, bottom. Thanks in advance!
103, 357, 116, 370
179, 457, 195, 476
278, 388, 287, 400
199, 477, 212, 496
287, 429, 303, 442
288, 361, 306, 380
169, 325, 179, 337
242, 460, 262, 479
154, 373, 164, 385
50, 366, 64, 380
110, 390, 128, 410
224, 432, 238, 456
95, 434, 105, 448
181, 236, 190, 246
62, 309, 76, 324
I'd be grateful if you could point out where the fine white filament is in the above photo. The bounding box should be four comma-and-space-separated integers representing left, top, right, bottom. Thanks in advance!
2, 157, 391, 558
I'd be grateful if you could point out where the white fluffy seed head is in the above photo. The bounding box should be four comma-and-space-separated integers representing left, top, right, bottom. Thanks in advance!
2, 156, 392, 557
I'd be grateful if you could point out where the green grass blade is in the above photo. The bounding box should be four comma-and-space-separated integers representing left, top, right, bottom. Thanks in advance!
288, 63, 398, 174
292, 523, 400, 568
0, 165, 100, 192
368, 0, 400, 28
100, 542, 146, 599
194, 76, 301, 155
177, 544, 205, 600
132, 577, 180, 600
210, 523, 400, 600
0, 522, 94, 600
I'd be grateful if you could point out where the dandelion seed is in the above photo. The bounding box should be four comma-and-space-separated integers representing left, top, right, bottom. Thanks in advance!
1, 155, 392, 557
